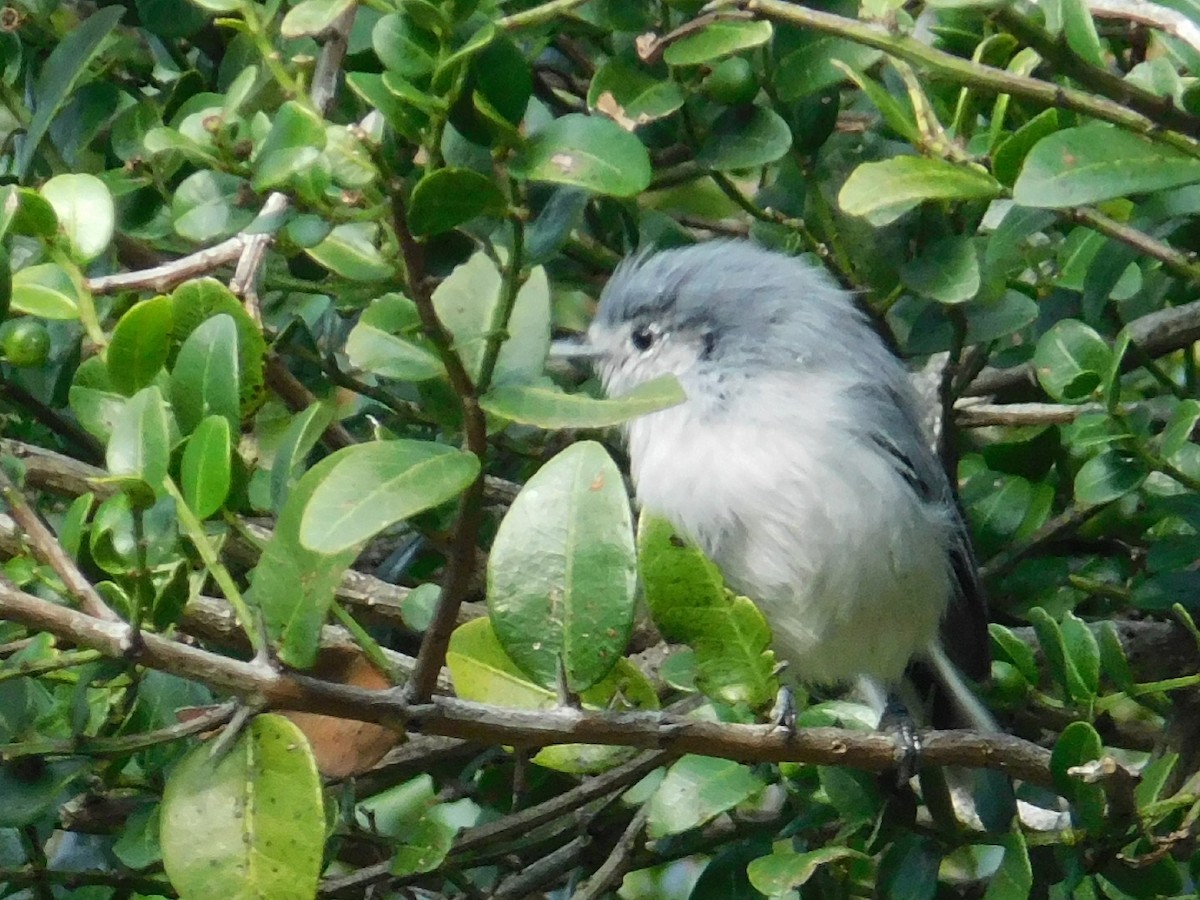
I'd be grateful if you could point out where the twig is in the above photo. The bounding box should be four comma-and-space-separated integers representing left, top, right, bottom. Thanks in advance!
85, 237, 245, 295
969, 295, 1200, 395
571, 803, 651, 900
0, 467, 119, 622
0, 579, 1059, 787
498, 0, 595, 30
0, 376, 104, 462
742, 0, 1200, 159
1087, 0, 1200, 54
1, 700, 238, 759
389, 192, 490, 705
955, 400, 1105, 427
1064, 206, 1200, 283
982, 503, 1105, 580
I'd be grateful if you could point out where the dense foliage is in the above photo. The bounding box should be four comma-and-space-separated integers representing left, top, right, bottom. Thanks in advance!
3, 0, 1200, 896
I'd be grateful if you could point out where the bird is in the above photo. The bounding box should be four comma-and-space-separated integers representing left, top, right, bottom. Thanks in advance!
575, 240, 993, 731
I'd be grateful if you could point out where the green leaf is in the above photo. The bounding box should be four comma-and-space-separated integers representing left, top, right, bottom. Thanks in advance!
269, 401, 337, 514
1013, 123, 1200, 207
106, 386, 173, 489
161, 715, 324, 900
832, 63, 919, 144
645, 755, 764, 838
14, 6, 124, 177
1050, 721, 1106, 831
297, 440, 480, 554
839, 157, 1002, 226
1062, 0, 1105, 66
346, 293, 444, 382
447, 617, 657, 773
1060, 610, 1100, 699
983, 829, 1033, 900
1074, 450, 1146, 504
1161, 398, 1200, 456
993, 108, 1059, 186
172, 171, 255, 243
638, 514, 777, 709
696, 106, 792, 171
776, 35, 882, 100
480, 375, 684, 429
588, 53, 686, 125
408, 168, 507, 237
900, 235, 980, 303
280, 0, 355, 37
345, 72, 427, 143
10, 263, 80, 320
373, 11, 439, 78
511, 113, 652, 197
305, 223, 393, 281
1033, 319, 1113, 402
251, 454, 363, 668
170, 279, 266, 417
108, 296, 174, 395
662, 19, 773, 65
170, 313, 240, 434
253, 101, 327, 192
1097, 620, 1134, 691
989, 623, 1040, 684
40, 174, 115, 263
488, 441, 636, 692
390, 814, 456, 876
748, 847, 866, 895
181, 415, 232, 519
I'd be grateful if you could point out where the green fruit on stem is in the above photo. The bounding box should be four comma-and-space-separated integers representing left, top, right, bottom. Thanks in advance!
1, 318, 51, 368
703, 57, 758, 106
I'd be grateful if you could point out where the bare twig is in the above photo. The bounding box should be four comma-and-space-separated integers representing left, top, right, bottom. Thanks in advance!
571, 803, 651, 900
390, 193, 490, 705
1064, 206, 1200, 283
1087, 0, 1200, 54
0, 467, 119, 622
85, 237, 246, 295
955, 400, 1104, 427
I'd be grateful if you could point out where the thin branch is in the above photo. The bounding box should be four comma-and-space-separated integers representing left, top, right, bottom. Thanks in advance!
741, 0, 1200, 159
84, 236, 245, 295
0, 467, 119, 622
955, 400, 1105, 427
982, 503, 1106, 580
0, 580, 1059, 788
1064, 206, 1200, 283
571, 803, 651, 900
390, 192, 490, 705
969, 296, 1200, 395
1087, 0, 1200, 55
1, 700, 238, 760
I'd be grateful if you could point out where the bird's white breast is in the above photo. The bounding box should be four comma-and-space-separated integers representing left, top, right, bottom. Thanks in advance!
627, 372, 952, 686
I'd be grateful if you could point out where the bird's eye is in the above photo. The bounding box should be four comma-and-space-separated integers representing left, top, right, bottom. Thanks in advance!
630, 325, 657, 351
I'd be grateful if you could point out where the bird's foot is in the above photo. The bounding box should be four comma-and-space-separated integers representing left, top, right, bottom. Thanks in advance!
769, 684, 797, 732
879, 697, 922, 785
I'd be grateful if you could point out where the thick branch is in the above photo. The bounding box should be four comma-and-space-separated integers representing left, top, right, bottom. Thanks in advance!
0, 580, 1057, 787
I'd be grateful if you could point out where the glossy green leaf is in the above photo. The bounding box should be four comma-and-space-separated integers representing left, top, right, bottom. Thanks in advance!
488, 441, 636, 691
748, 847, 866, 895
1034, 320, 1113, 402
588, 54, 686, 125
390, 814, 456, 876
269, 401, 337, 514
106, 386, 173, 488
305, 223, 393, 281
1060, 610, 1101, 699
345, 72, 427, 142
161, 715, 324, 900
1049, 721, 1106, 831
1074, 450, 1146, 504
181, 415, 232, 519
993, 108, 1059, 186
776, 35, 882, 100
480, 375, 684, 429
253, 101, 327, 192
1097, 620, 1134, 691
447, 617, 657, 772
373, 12, 439, 78
900, 235, 980, 304
982, 829, 1033, 900
1161, 398, 1200, 456
407, 168, 507, 236
298, 440, 480, 554
989, 623, 1040, 684
40, 174, 115, 263
280, 0, 354, 37
1014, 123, 1200, 207
637, 514, 777, 709
108, 296, 174, 395
170, 313, 240, 434
11, 263, 80, 320
662, 19, 773, 65
645, 755, 764, 838
170, 279, 266, 416
696, 106, 792, 171
430, 252, 550, 386
345, 294, 444, 383
1061, 0, 1104, 66
251, 452, 364, 668
14, 6, 124, 177
172, 170, 255, 243
840, 157, 1002, 226
511, 114, 652, 197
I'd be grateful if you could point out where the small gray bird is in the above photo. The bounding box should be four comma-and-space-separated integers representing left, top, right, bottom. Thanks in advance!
579, 240, 991, 727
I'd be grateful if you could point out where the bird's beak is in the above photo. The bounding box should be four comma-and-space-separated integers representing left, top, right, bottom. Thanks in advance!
549, 338, 606, 361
